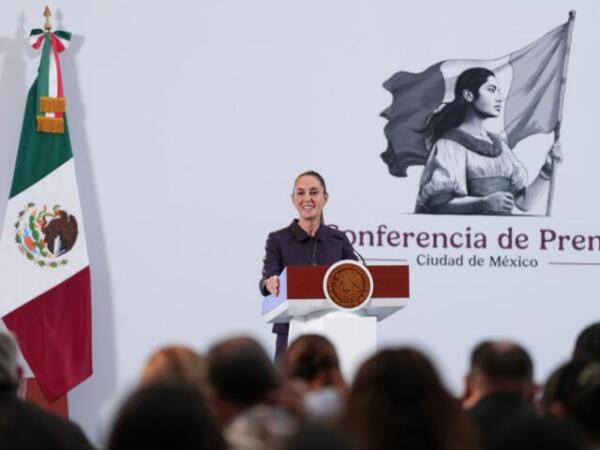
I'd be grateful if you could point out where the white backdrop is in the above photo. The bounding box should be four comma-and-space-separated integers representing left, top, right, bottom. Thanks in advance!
1, 0, 599, 442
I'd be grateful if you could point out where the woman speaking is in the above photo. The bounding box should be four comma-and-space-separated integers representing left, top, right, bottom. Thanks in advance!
260, 171, 356, 359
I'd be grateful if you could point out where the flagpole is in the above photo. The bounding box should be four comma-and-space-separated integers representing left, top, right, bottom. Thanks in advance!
546, 10, 576, 216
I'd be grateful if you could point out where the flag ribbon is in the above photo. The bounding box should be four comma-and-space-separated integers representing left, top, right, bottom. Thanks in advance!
29, 29, 71, 134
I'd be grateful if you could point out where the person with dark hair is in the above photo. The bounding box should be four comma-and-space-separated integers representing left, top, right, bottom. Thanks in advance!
0, 332, 93, 450
260, 170, 356, 358
463, 340, 536, 449
572, 322, 600, 361
415, 67, 560, 214
207, 336, 297, 450
107, 384, 226, 450
545, 359, 600, 448
342, 348, 477, 450
541, 361, 568, 418
281, 334, 346, 421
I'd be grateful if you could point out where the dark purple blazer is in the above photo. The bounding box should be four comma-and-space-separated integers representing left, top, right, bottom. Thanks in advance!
260, 220, 357, 334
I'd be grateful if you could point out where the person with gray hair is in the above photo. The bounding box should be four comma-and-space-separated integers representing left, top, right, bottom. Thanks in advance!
0, 331, 20, 390
0, 331, 93, 450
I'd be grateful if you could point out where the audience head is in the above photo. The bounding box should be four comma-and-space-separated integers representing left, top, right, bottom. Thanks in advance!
549, 359, 600, 443
281, 334, 344, 389
573, 322, 600, 361
464, 340, 534, 407
490, 415, 583, 450
542, 362, 568, 417
207, 336, 278, 423
108, 384, 225, 450
0, 332, 20, 392
343, 347, 476, 450
281, 334, 346, 421
140, 345, 208, 396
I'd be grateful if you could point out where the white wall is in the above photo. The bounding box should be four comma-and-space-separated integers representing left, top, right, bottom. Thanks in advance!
1, 0, 599, 443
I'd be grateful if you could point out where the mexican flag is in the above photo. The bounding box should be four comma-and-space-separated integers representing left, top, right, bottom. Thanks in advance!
0, 28, 91, 400
381, 14, 575, 177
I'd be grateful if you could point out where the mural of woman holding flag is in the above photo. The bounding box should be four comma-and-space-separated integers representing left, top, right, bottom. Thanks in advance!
381, 12, 575, 216
414, 67, 561, 214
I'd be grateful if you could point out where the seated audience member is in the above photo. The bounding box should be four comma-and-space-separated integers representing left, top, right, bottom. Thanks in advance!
489, 415, 584, 450
0, 332, 93, 450
282, 424, 355, 450
280, 334, 346, 421
207, 336, 297, 450
140, 345, 208, 396
342, 348, 477, 450
541, 362, 568, 418
572, 322, 600, 361
107, 384, 225, 450
546, 359, 600, 449
463, 340, 536, 448
99, 344, 208, 444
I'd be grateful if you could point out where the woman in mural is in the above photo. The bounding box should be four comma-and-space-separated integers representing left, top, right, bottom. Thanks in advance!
415, 67, 561, 214
259, 171, 356, 359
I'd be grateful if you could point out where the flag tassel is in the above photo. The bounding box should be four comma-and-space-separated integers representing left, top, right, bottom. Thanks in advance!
36, 116, 64, 133
40, 96, 66, 113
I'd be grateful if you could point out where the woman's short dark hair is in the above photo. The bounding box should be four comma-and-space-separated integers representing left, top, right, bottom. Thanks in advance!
423, 67, 495, 145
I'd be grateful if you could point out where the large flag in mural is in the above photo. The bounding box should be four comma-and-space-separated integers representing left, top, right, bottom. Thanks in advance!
0, 28, 91, 400
381, 17, 574, 177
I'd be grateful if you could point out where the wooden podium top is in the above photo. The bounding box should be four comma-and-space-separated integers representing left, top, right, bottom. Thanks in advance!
285, 265, 409, 299
262, 264, 409, 323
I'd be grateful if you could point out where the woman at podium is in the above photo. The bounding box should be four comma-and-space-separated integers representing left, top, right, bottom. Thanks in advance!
260, 170, 357, 359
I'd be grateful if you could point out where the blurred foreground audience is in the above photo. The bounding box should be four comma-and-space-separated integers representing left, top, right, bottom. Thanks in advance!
6, 321, 598, 450
0, 332, 93, 450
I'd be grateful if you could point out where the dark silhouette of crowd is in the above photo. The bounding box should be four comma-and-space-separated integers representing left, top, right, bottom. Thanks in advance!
0, 322, 599, 450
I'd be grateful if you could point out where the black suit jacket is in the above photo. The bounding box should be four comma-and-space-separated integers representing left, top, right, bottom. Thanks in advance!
260, 220, 356, 334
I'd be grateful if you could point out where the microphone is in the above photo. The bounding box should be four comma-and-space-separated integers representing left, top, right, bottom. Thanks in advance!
311, 238, 319, 265
354, 247, 368, 266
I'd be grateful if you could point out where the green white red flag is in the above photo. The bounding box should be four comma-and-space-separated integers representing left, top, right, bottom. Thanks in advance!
0, 28, 91, 400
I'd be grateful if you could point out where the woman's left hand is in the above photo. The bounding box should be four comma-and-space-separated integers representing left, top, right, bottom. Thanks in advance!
540, 141, 563, 179
545, 141, 563, 165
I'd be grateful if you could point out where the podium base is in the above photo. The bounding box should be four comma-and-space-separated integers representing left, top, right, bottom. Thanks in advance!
289, 310, 376, 382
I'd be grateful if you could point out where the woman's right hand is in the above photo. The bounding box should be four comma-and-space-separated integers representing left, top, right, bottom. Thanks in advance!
481, 192, 514, 214
265, 275, 280, 296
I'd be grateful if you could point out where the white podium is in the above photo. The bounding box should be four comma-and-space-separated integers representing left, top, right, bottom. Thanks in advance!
262, 263, 409, 380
